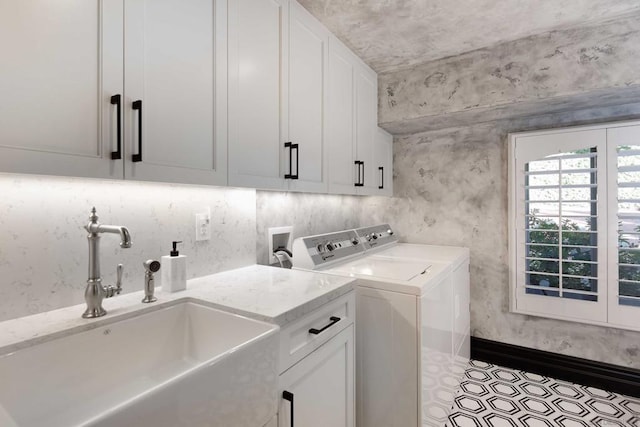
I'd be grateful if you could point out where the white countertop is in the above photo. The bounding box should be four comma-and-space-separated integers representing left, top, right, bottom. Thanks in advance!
0, 264, 355, 355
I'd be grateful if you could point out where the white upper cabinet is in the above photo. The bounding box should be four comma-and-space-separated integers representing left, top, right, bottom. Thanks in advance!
326, 37, 381, 196
374, 127, 393, 196
354, 64, 379, 196
0, 0, 124, 179
228, 0, 329, 193
228, 0, 289, 190
326, 38, 357, 195
0, 0, 226, 186
124, 0, 227, 186
0, 0, 390, 196
286, 1, 329, 193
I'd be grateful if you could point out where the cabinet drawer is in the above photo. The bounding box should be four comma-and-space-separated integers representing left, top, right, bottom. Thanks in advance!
279, 291, 355, 373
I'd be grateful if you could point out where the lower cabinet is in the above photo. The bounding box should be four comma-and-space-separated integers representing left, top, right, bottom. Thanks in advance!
276, 292, 356, 427
263, 416, 278, 427
278, 325, 355, 427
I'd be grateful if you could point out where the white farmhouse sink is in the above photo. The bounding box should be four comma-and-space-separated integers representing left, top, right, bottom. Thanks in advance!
0, 301, 279, 427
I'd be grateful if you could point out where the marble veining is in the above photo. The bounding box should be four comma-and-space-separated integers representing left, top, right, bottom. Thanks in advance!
379, 13, 640, 133
359, 107, 640, 369
298, 0, 640, 72
256, 191, 362, 265
0, 174, 257, 322
0, 264, 355, 355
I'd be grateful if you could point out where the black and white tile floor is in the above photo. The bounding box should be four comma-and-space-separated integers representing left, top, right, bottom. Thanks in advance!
445, 360, 640, 427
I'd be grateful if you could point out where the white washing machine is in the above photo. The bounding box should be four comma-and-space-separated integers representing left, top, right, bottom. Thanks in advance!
292, 227, 470, 427
354, 224, 471, 367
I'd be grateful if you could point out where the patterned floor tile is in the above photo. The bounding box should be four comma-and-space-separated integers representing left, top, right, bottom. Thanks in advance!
445, 361, 640, 427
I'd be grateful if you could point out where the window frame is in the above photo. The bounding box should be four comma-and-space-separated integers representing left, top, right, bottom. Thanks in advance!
508, 120, 640, 332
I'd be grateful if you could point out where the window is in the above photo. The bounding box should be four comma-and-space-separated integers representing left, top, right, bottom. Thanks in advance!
509, 123, 640, 331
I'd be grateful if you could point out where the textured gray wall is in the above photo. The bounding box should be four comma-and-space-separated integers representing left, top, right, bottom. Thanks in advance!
360, 105, 640, 368
379, 13, 640, 134
298, 0, 640, 72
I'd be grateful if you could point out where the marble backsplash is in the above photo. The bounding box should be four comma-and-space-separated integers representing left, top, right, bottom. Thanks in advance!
360, 106, 640, 369
255, 191, 362, 265
0, 174, 256, 322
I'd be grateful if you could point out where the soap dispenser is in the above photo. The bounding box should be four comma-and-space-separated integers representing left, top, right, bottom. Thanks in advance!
161, 241, 187, 292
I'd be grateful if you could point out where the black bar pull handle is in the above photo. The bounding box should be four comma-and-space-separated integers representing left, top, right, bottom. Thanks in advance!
285, 142, 299, 180
354, 161, 363, 187
293, 143, 299, 180
284, 142, 292, 179
379, 166, 384, 189
110, 95, 122, 160
308, 316, 341, 335
132, 100, 143, 162
283, 390, 294, 427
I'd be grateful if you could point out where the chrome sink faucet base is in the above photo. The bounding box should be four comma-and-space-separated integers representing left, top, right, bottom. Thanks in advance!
82, 208, 132, 319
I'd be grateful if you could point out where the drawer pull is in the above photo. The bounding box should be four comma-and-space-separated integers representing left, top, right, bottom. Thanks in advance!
282, 390, 294, 427
308, 316, 341, 335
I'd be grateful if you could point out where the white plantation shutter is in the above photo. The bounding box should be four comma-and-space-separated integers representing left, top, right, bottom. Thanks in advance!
511, 123, 640, 331
513, 129, 608, 323
607, 126, 640, 329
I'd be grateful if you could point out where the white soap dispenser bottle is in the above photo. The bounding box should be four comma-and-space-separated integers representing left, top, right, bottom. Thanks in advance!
161, 241, 187, 292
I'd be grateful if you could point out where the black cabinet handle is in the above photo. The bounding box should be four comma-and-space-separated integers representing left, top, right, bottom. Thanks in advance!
293, 143, 299, 180
132, 100, 143, 162
283, 390, 294, 427
110, 95, 122, 160
379, 166, 384, 189
284, 142, 299, 179
308, 316, 341, 335
354, 161, 363, 187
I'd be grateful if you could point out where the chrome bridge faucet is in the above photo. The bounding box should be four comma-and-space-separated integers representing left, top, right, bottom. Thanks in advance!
82, 207, 132, 318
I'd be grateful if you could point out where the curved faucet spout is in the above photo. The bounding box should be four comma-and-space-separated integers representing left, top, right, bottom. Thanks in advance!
96, 225, 132, 248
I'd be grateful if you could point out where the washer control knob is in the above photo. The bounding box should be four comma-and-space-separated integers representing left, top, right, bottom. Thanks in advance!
327, 242, 336, 252
316, 243, 325, 253
372, 234, 378, 240
387, 229, 394, 235
352, 239, 359, 246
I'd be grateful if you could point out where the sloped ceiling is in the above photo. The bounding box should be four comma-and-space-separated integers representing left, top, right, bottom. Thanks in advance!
298, 0, 640, 72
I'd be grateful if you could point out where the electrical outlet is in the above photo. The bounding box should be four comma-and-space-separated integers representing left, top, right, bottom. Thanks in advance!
195, 208, 211, 241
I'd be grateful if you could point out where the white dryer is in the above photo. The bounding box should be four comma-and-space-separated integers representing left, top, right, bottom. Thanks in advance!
354, 224, 471, 368
293, 227, 470, 427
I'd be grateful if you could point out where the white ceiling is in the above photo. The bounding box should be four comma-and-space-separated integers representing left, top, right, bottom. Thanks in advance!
297, 0, 640, 72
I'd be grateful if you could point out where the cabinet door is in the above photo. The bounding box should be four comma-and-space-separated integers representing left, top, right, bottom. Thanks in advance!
0, 0, 123, 179
286, 1, 329, 194
279, 325, 354, 427
356, 286, 418, 427
124, 0, 226, 186
355, 63, 378, 195
326, 38, 357, 195
228, 0, 288, 190
374, 127, 393, 196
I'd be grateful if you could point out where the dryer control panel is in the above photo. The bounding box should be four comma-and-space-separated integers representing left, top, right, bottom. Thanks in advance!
355, 224, 398, 251
292, 230, 365, 270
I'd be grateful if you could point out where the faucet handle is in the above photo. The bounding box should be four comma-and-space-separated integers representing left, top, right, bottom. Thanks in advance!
115, 264, 123, 295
